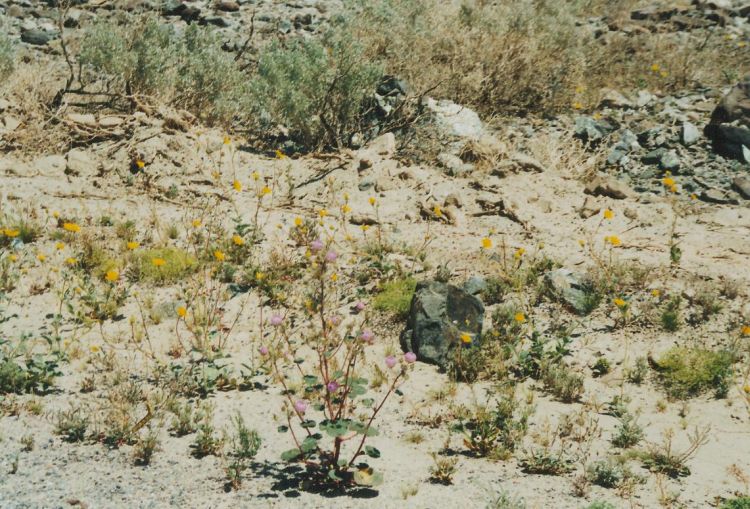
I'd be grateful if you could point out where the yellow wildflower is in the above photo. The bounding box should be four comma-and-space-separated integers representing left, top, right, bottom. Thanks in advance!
481, 237, 492, 249
603, 209, 614, 220
369, 197, 377, 206
62, 222, 80, 233
214, 250, 226, 262
8, 254, 18, 262
223, 135, 231, 145
294, 216, 303, 227
192, 219, 202, 228
433, 205, 442, 217
341, 204, 351, 214
573, 101, 583, 110
89, 345, 100, 353
613, 298, 626, 308
255, 271, 265, 281
318, 209, 328, 218
135, 160, 145, 169
37, 254, 46, 262
3, 228, 20, 238
460, 333, 473, 344
251, 171, 260, 181
514, 312, 526, 323
177, 306, 187, 318
651, 289, 661, 298
52, 211, 60, 219
662, 177, 675, 187
578, 239, 586, 247
65, 257, 77, 265
232, 234, 244, 246
361, 224, 370, 232
330, 273, 338, 282
514, 247, 525, 259
606, 235, 622, 247
55, 242, 65, 250
105, 270, 119, 282
126, 241, 140, 250
742, 325, 750, 337
260, 186, 272, 196
233, 179, 242, 192
152, 258, 166, 267
275, 149, 286, 159
650, 63, 660, 72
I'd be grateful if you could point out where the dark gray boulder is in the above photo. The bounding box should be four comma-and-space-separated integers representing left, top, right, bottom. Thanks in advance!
705, 74, 750, 162
400, 281, 484, 369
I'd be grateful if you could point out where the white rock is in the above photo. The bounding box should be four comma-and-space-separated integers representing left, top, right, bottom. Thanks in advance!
425, 98, 484, 139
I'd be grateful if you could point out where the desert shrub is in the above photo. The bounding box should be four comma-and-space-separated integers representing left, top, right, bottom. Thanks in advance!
225, 413, 261, 489
344, 0, 748, 117
722, 497, 750, 509
129, 247, 198, 284
660, 296, 681, 332
79, 17, 246, 124
585, 457, 640, 489
542, 363, 584, 403
0, 30, 13, 82
455, 387, 532, 458
248, 32, 382, 150
653, 347, 734, 399
584, 502, 618, 509
611, 413, 643, 449
373, 277, 416, 318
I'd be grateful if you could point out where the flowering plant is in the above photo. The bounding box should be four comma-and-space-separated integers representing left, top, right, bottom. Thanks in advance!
263, 237, 415, 487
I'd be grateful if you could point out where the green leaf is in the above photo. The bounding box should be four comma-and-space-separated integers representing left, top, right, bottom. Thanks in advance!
301, 419, 316, 428
277, 425, 289, 433
364, 445, 381, 458
320, 419, 349, 437
328, 469, 343, 482
281, 448, 302, 462
348, 421, 378, 436
303, 375, 318, 386
361, 398, 375, 408
301, 436, 318, 453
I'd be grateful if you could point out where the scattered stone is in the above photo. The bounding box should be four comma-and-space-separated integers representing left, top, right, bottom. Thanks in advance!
681, 121, 700, 146
21, 29, 56, 46
497, 152, 546, 173
215, 0, 239, 12
437, 152, 474, 176
705, 74, 750, 161
607, 129, 638, 165
579, 195, 602, 219
400, 281, 484, 369
584, 175, 632, 200
732, 176, 750, 199
574, 116, 617, 144
463, 276, 487, 296
599, 89, 632, 109
660, 150, 681, 172
545, 269, 597, 315
424, 98, 484, 139
700, 188, 737, 204
443, 193, 463, 208
66, 113, 98, 127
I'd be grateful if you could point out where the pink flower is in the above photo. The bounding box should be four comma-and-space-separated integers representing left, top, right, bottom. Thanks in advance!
354, 301, 366, 312
385, 355, 397, 369
404, 352, 417, 364
269, 314, 283, 326
325, 250, 338, 263
360, 329, 375, 344
258, 346, 269, 356
294, 400, 308, 414
310, 239, 324, 252
326, 381, 339, 392
328, 314, 341, 326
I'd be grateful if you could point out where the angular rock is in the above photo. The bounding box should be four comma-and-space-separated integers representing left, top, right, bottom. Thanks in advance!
584, 175, 632, 200
545, 269, 598, 315
574, 116, 617, 144
34, 155, 66, 177
437, 152, 474, 176
424, 98, 484, 139
400, 281, 484, 369
732, 176, 750, 199
21, 29, 56, 46
681, 121, 700, 146
599, 89, 632, 109
700, 188, 738, 204
705, 74, 750, 160
463, 276, 487, 297
660, 150, 681, 172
